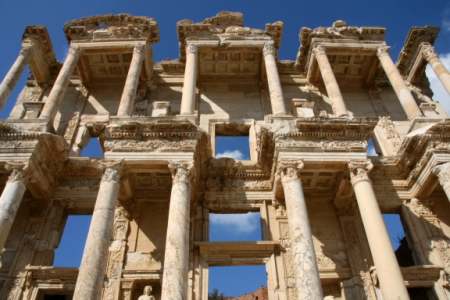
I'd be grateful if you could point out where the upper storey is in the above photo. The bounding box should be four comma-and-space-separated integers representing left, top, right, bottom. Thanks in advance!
0, 12, 448, 144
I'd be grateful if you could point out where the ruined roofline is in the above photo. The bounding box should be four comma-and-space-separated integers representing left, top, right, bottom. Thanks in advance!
396, 25, 440, 76
176, 11, 283, 62
63, 13, 160, 43
295, 20, 386, 71
13, 14, 442, 77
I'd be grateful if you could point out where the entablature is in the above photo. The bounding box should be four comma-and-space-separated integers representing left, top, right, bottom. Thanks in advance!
176, 11, 282, 62
397, 26, 439, 81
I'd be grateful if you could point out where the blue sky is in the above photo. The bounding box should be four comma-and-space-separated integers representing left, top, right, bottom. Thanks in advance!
1, 0, 448, 297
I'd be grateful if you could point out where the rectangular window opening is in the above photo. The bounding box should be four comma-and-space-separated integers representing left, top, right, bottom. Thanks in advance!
53, 214, 92, 268
209, 212, 262, 241
214, 124, 250, 161
80, 137, 104, 158
383, 213, 415, 267
208, 265, 267, 299
407, 287, 437, 300
367, 137, 381, 157
40, 293, 73, 300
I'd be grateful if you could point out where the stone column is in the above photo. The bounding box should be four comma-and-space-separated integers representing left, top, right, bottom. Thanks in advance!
117, 44, 145, 117
348, 160, 409, 300
432, 163, 450, 202
279, 161, 323, 300
422, 43, 450, 94
0, 45, 33, 109
263, 42, 287, 115
377, 46, 421, 120
180, 44, 198, 115
161, 161, 193, 300
73, 162, 122, 300
0, 164, 27, 251
313, 45, 348, 117
39, 45, 81, 121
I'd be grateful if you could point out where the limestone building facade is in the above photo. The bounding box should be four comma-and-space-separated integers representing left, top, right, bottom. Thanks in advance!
0, 11, 449, 300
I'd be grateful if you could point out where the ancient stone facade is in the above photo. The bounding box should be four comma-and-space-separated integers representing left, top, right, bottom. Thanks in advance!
0, 11, 449, 300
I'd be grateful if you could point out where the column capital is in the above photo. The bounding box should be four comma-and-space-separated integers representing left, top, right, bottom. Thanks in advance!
263, 42, 276, 57
432, 162, 450, 179
133, 44, 146, 55
277, 160, 305, 182
5, 162, 27, 183
98, 160, 123, 183
421, 43, 438, 62
312, 45, 326, 56
168, 161, 193, 184
19, 44, 33, 57
348, 160, 373, 185
186, 43, 198, 55
376, 45, 390, 57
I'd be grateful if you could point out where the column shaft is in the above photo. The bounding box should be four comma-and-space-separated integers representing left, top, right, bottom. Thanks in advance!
161, 162, 192, 300
349, 161, 409, 300
0, 167, 26, 250
263, 43, 287, 115
422, 44, 450, 94
117, 44, 145, 116
313, 46, 347, 117
39, 45, 81, 121
377, 46, 421, 119
0, 46, 32, 109
180, 44, 198, 115
73, 165, 121, 300
280, 162, 323, 300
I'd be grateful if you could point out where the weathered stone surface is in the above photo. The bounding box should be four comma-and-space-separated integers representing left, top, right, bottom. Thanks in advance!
0, 12, 449, 300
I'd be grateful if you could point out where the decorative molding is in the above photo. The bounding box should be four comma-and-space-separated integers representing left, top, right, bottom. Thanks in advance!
348, 160, 373, 185
168, 161, 193, 184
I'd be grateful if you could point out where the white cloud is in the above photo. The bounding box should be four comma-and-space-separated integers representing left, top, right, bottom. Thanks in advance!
426, 53, 450, 113
216, 150, 244, 160
210, 213, 260, 234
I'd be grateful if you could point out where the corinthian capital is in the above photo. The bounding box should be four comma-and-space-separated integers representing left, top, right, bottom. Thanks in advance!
186, 43, 198, 55
99, 160, 123, 183
376, 45, 390, 57
277, 160, 305, 182
263, 42, 276, 57
5, 162, 27, 183
433, 162, 450, 182
168, 161, 193, 184
312, 45, 326, 56
68, 44, 82, 57
421, 43, 438, 62
348, 160, 373, 185
133, 44, 146, 56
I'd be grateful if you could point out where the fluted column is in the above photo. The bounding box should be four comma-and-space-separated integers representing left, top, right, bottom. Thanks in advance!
432, 163, 450, 202
161, 162, 193, 300
279, 161, 323, 300
263, 42, 287, 115
117, 44, 145, 116
421, 43, 450, 94
180, 44, 198, 115
73, 162, 122, 300
349, 160, 409, 300
39, 45, 81, 121
0, 45, 33, 109
377, 46, 421, 120
313, 45, 348, 117
0, 164, 27, 251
